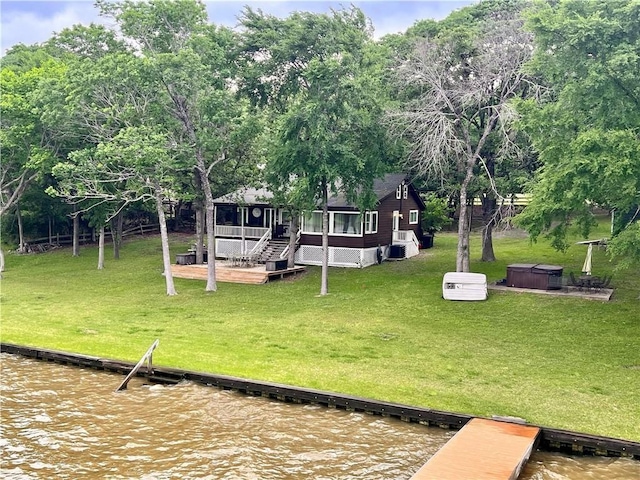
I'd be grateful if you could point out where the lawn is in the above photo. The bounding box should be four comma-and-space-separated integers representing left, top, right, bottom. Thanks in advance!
1, 224, 639, 441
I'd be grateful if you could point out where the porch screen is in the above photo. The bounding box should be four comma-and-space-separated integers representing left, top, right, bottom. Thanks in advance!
302, 212, 323, 233
333, 213, 362, 235
216, 205, 235, 225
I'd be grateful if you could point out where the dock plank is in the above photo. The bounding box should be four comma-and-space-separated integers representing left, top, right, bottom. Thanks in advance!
411, 418, 540, 480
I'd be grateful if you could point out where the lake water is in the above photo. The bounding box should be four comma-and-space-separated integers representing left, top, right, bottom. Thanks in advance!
1, 353, 638, 479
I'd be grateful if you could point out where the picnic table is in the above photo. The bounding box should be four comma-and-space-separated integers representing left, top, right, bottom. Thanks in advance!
572, 274, 612, 292
227, 253, 257, 268
579, 275, 595, 290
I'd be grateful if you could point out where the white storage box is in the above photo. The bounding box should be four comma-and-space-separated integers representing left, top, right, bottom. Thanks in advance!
442, 272, 488, 301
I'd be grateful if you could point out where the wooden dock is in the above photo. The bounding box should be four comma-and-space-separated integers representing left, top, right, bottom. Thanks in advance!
171, 262, 305, 285
411, 418, 540, 480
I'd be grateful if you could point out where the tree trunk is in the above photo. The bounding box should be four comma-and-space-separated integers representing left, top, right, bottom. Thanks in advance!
154, 182, 177, 296
111, 210, 123, 260
173, 96, 215, 289
481, 194, 497, 262
0, 247, 5, 273
481, 222, 496, 262
16, 204, 25, 253
192, 172, 204, 264
204, 189, 217, 292
456, 164, 475, 272
480, 152, 497, 262
72, 213, 80, 257
174, 200, 183, 231
287, 212, 298, 269
98, 226, 105, 270
320, 181, 329, 296
195, 153, 217, 292
194, 194, 205, 264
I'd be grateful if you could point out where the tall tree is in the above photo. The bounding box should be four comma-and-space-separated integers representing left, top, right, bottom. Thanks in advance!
0, 57, 66, 271
387, 6, 536, 272
51, 126, 179, 294
239, 7, 390, 295
49, 45, 157, 261
516, 0, 640, 268
47, 23, 128, 60
99, 0, 254, 292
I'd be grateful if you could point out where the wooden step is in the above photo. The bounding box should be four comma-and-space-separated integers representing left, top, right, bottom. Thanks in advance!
411, 418, 540, 480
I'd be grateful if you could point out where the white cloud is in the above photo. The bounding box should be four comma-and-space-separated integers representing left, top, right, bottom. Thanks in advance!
1, 2, 106, 56
1, 1, 476, 56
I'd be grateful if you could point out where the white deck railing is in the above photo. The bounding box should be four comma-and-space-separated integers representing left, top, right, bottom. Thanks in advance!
392, 230, 420, 258
215, 225, 269, 239
280, 229, 302, 259
249, 229, 272, 256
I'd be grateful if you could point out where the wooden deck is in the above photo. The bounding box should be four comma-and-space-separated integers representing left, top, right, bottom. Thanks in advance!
171, 262, 306, 285
411, 418, 540, 480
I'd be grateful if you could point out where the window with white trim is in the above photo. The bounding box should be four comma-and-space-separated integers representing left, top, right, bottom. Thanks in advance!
409, 210, 419, 225
333, 212, 362, 235
403, 185, 408, 199
396, 185, 401, 199
364, 211, 378, 234
302, 211, 323, 233
302, 211, 363, 236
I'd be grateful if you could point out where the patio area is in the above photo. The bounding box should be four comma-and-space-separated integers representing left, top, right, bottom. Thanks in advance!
170, 261, 306, 285
488, 283, 614, 301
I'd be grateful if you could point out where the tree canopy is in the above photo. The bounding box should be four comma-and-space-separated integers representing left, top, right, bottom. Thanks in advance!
388, 1, 536, 272
516, 0, 640, 267
2, 0, 639, 282
239, 6, 391, 294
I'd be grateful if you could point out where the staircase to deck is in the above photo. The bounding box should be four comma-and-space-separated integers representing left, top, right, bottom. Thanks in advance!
258, 239, 290, 262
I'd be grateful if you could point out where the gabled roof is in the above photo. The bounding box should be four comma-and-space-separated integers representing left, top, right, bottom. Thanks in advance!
213, 173, 425, 210
326, 173, 409, 207
213, 187, 273, 205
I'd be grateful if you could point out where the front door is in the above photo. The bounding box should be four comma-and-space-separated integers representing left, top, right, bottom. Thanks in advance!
393, 210, 400, 232
264, 208, 274, 230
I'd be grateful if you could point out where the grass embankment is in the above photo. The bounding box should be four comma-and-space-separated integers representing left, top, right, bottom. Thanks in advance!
1, 226, 639, 441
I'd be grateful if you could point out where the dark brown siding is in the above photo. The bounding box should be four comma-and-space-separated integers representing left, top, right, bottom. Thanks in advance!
299, 234, 366, 248
369, 199, 395, 248
372, 188, 423, 247
299, 184, 424, 249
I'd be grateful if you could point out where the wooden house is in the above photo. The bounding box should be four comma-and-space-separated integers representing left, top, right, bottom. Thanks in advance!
212, 174, 425, 268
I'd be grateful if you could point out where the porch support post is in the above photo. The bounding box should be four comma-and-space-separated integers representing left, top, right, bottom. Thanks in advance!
241, 207, 246, 255
213, 206, 217, 237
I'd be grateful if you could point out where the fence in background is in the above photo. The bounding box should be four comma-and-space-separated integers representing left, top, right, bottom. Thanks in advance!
19, 224, 160, 253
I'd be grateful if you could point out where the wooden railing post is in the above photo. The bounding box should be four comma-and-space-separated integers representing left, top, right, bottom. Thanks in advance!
115, 339, 159, 392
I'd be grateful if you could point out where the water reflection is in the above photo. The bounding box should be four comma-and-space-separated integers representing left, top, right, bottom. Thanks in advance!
1, 353, 638, 479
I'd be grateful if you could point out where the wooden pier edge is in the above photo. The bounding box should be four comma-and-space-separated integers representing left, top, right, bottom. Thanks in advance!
2, 342, 639, 460
410, 418, 541, 480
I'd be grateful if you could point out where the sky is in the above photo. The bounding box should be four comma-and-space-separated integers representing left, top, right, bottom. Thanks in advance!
0, 0, 476, 56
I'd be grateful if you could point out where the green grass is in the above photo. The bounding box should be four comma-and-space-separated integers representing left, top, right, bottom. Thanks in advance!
1, 226, 639, 441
